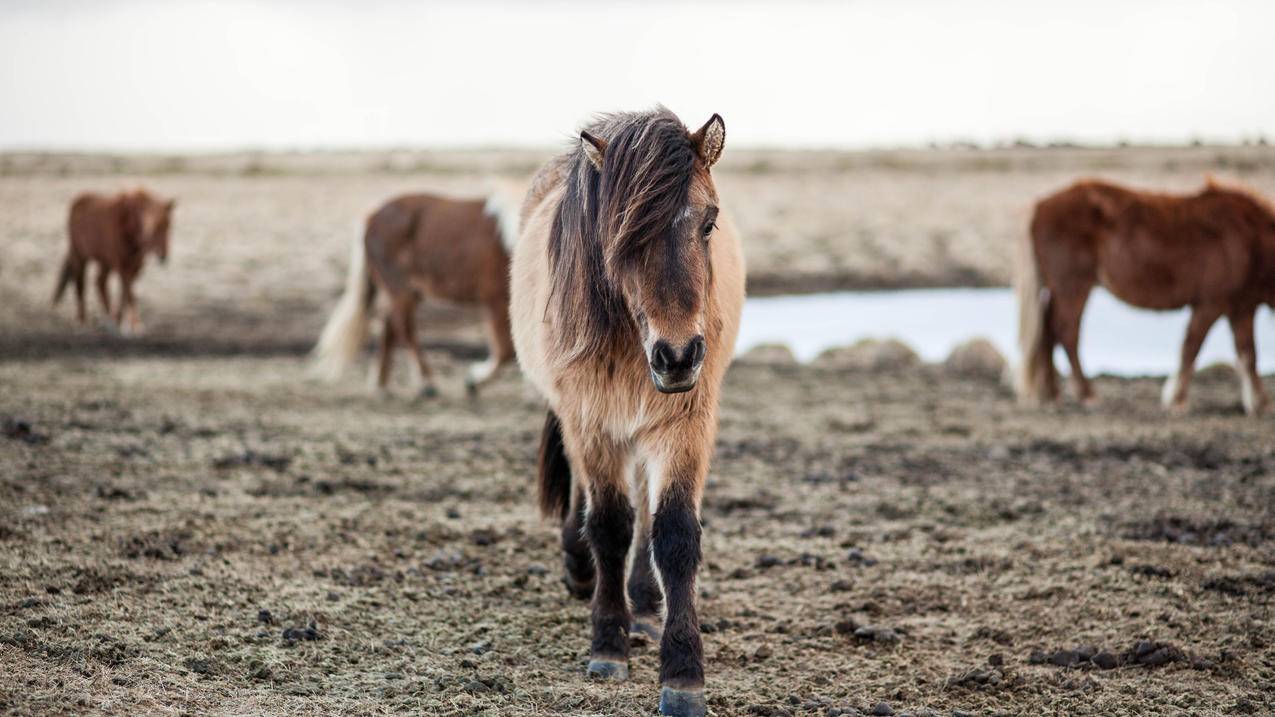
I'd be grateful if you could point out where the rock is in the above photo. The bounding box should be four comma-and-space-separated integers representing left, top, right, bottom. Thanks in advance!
813, 339, 920, 372
257, 609, 273, 624
753, 644, 774, 660
1091, 651, 1118, 669
739, 343, 799, 366
755, 554, 782, 569
943, 338, 1007, 380
870, 702, 894, 716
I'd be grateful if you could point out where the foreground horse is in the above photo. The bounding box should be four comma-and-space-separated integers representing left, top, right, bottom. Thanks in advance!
511, 109, 743, 716
312, 192, 517, 396
1018, 178, 1274, 415
53, 189, 175, 334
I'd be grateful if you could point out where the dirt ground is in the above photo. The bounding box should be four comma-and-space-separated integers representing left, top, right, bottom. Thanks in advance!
2, 147, 1274, 716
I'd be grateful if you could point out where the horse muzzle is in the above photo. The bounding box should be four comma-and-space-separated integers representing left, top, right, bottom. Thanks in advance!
649, 336, 706, 394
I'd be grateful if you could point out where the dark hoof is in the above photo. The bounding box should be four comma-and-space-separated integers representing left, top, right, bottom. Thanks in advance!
659, 687, 706, 717
631, 617, 663, 642
464, 380, 479, 399
586, 659, 629, 681
417, 385, 439, 400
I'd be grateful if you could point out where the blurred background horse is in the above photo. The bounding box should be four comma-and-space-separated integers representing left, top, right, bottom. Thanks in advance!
312, 192, 518, 397
53, 189, 175, 335
1017, 178, 1275, 415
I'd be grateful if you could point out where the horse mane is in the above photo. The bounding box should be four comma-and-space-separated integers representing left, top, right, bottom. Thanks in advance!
547, 108, 698, 361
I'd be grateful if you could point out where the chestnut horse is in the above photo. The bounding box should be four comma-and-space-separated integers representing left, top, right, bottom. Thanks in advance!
53, 189, 175, 335
511, 109, 743, 717
312, 192, 518, 396
1018, 178, 1274, 415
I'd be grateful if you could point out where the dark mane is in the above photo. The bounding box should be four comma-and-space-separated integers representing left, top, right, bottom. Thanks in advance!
547, 108, 697, 360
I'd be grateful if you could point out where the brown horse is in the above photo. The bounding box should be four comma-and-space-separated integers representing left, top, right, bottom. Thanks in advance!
511, 109, 743, 717
53, 189, 175, 335
312, 192, 518, 396
1018, 178, 1275, 415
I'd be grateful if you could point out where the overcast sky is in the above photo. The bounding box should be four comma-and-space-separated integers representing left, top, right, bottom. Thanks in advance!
1, 0, 1272, 151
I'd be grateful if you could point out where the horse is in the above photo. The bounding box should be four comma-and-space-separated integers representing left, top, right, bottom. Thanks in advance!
1017, 178, 1275, 415
510, 108, 743, 717
53, 189, 175, 335
311, 192, 518, 397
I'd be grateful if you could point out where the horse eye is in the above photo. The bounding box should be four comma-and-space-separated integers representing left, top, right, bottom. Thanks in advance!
702, 221, 716, 239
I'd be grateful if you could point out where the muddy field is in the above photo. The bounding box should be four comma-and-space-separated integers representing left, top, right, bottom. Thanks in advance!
2, 147, 1274, 716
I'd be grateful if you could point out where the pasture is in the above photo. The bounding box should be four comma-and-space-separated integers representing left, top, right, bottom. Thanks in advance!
2, 147, 1274, 716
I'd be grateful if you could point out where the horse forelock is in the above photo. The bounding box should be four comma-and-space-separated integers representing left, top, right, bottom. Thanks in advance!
547, 109, 700, 361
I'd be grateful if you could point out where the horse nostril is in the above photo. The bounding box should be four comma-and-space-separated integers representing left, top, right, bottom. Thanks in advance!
689, 336, 706, 365
651, 341, 677, 372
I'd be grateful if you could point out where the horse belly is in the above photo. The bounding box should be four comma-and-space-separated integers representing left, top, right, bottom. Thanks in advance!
1096, 234, 1204, 310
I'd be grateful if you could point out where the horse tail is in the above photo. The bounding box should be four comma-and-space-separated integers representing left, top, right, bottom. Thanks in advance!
52, 255, 76, 306
311, 227, 376, 380
1015, 217, 1054, 403
537, 410, 572, 522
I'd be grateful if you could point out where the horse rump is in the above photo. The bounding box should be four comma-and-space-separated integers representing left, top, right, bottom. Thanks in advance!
537, 410, 572, 521
311, 229, 376, 380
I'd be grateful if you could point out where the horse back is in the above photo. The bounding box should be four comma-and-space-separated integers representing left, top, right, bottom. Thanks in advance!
67, 192, 128, 263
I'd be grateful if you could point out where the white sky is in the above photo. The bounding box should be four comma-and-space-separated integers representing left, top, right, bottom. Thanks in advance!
1, 0, 1272, 151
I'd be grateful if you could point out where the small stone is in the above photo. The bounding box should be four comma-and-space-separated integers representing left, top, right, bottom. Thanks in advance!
257, 609, 273, 624
753, 644, 773, 660
756, 554, 782, 569
871, 702, 894, 716
987, 653, 1004, 667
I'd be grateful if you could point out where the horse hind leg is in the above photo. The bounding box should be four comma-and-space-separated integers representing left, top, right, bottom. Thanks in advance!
1162, 304, 1222, 413
465, 298, 515, 397
1227, 308, 1269, 416
396, 294, 437, 399
95, 266, 113, 322
1051, 285, 1096, 404
371, 311, 396, 393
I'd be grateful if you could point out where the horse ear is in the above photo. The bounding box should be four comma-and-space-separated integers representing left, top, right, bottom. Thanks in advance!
580, 130, 606, 171
691, 114, 726, 168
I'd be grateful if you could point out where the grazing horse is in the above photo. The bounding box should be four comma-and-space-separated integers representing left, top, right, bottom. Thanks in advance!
1017, 178, 1275, 415
53, 189, 175, 334
312, 192, 518, 396
510, 109, 744, 717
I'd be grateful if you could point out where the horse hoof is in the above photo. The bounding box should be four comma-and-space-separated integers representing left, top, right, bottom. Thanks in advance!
417, 385, 439, 400
659, 687, 706, 717
464, 380, 479, 399
631, 618, 662, 642
586, 659, 628, 681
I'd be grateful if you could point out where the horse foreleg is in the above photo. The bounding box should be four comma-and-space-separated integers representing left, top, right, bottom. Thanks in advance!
1162, 305, 1222, 412
647, 440, 708, 717
119, 274, 143, 336
1228, 309, 1268, 416
574, 436, 634, 681
627, 475, 664, 642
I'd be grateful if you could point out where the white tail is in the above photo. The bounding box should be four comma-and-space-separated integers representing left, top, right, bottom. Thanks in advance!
1014, 230, 1054, 403
311, 229, 375, 380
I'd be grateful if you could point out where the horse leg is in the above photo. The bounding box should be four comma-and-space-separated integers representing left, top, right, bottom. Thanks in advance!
396, 294, 437, 399
119, 272, 143, 336
73, 260, 88, 325
1228, 308, 1269, 416
95, 266, 113, 322
561, 480, 595, 600
1162, 304, 1222, 412
646, 439, 709, 717
628, 489, 663, 641
1051, 285, 1095, 404
575, 436, 634, 681
374, 313, 396, 392
465, 298, 515, 397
